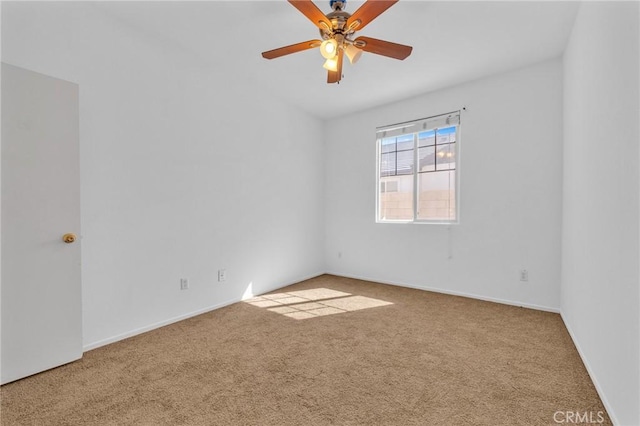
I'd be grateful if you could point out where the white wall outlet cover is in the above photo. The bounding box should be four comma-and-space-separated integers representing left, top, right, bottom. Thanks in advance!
180, 278, 189, 290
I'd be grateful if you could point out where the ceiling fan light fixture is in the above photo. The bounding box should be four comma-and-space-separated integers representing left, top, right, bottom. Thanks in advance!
345, 44, 363, 64
320, 38, 338, 59
323, 57, 339, 72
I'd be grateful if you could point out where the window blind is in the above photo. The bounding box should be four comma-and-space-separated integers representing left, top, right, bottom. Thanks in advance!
376, 111, 461, 139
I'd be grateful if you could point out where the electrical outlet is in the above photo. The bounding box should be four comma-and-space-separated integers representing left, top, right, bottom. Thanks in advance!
180, 278, 189, 290
218, 269, 226, 282
519, 269, 529, 282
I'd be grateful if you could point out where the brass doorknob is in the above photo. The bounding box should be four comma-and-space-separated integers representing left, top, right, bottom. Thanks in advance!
62, 233, 77, 244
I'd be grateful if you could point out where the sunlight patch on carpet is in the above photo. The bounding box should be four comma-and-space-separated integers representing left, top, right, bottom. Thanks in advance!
244, 288, 393, 320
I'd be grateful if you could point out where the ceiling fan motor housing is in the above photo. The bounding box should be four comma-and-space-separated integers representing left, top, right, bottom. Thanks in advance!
320, 9, 352, 41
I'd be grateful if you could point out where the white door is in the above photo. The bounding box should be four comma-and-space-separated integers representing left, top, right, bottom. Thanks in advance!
1, 63, 82, 384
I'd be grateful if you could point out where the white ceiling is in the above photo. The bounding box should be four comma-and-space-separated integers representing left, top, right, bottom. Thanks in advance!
92, 1, 579, 119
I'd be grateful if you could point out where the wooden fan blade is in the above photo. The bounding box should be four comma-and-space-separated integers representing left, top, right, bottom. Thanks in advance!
288, 0, 332, 30
262, 40, 322, 60
353, 36, 412, 60
347, 0, 398, 31
327, 49, 344, 84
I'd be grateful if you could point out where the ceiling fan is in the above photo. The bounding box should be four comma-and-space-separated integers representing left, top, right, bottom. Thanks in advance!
261, 0, 413, 84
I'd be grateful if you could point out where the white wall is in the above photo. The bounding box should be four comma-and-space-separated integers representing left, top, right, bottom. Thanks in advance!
1, 2, 325, 349
562, 2, 640, 425
325, 59, 563, 311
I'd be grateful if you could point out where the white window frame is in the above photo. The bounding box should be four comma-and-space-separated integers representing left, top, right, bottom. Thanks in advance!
375, 111, 461, 225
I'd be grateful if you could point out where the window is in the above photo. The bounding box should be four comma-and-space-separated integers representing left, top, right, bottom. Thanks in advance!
376, 111, 460, 223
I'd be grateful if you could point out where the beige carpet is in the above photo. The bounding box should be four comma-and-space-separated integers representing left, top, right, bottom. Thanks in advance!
1, 274, 609, 425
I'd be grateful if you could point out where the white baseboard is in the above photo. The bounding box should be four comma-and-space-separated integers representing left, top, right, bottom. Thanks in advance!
82, 270, 619, 424
328, 272, 621, 422
82, 297, 238, 352
83, 271, 325, 352
238, 270, 326, 300
84, 270, 558, 352
560, 313, 619, 426
325, 271, 561, 313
